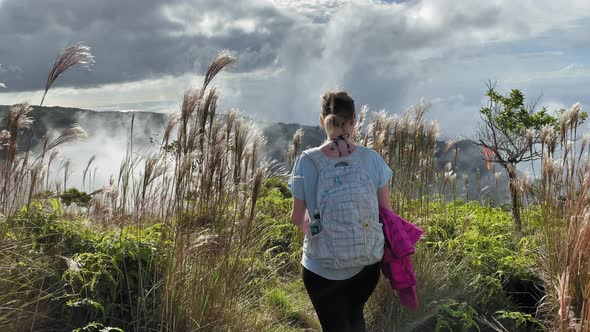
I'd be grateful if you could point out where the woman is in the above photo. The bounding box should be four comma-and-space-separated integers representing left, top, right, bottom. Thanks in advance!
288, 90, 393, 331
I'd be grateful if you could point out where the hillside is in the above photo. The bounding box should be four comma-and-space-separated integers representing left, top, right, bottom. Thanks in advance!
0, 105, 510, 202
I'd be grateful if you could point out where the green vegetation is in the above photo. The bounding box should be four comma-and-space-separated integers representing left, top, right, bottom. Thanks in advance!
370, 199, 544, 331
1, 201, 162, 330
0, 184, 555, 331
60, 188, 92, 206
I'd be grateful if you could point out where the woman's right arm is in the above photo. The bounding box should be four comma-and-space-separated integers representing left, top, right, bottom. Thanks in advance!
289, 155, 309, 233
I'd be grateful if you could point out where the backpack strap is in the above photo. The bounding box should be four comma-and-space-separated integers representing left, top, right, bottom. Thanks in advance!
346, 146, 367, 168
302, 148, 332, 216
302, 148, 332, 173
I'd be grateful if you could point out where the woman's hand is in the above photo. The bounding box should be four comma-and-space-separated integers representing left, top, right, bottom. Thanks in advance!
300, 213, 310, 234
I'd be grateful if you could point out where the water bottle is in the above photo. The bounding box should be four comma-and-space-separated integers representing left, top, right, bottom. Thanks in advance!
310, 209, 322, 236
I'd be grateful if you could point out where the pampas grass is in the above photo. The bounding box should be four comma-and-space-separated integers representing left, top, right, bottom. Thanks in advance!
1, 103, 34, 211
203, 50, 237, 91
0, 43, 92, 215
363, 99, 438, 215
536, 101, 590, 330
40, 43, 95, 106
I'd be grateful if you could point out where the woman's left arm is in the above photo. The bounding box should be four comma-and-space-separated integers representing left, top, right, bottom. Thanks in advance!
377, 184, 393, 212
374, 150, 393, 211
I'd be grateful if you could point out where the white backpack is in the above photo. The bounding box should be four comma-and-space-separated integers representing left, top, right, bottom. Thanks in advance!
303, 147, 384, 269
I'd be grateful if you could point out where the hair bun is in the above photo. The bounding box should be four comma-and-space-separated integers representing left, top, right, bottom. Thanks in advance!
320, 90, 355, 136
324, 114, 347, 128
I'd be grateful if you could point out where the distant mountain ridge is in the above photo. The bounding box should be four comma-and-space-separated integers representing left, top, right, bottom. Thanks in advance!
0, 105, 510, 202
0, 105, 167, 151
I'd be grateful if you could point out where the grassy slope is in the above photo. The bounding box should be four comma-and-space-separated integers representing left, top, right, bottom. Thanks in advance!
0, 179, 545, 331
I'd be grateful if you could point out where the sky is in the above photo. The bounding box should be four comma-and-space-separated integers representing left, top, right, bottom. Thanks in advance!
1, 0, 590, 140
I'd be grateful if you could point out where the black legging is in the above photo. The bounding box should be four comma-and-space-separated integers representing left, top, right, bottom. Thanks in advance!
302, 262, 381, 332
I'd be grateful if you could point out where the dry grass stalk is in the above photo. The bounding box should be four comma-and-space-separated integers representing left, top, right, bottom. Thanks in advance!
82, 155, 96, 192
39, 43, 94, 105
162, 112, 181, 147
45, 124, 88, 152
0, 103, 34, 211
232, 118, 251, 184
62, 159, 71, 192
46, 149, 59, 191
203, 50, 237, 91
41, 43, 95, 106
249, 131, 266, 180
354, 105, 368, 144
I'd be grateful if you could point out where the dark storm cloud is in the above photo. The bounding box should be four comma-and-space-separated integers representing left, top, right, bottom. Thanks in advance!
0, 0, 294, 91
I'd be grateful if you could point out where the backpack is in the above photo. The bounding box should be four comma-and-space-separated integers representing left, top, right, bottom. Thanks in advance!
303, 147, 384, 269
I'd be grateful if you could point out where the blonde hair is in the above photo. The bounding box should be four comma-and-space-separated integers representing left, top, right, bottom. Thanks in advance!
321, 90, 355, 138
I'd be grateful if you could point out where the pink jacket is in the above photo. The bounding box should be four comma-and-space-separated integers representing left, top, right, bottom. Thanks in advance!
379, 207, 424, 310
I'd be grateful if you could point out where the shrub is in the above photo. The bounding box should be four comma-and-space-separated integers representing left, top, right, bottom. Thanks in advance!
2, 201, 163, 330
60, 188, 92, 207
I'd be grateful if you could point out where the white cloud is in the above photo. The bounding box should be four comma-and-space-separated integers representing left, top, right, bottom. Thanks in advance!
507, 63, 590, 84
